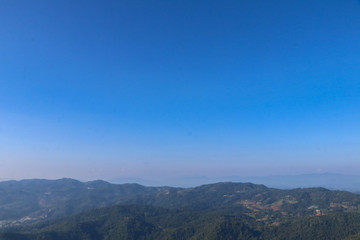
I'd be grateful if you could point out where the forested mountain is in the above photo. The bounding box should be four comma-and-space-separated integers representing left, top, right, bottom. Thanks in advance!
1, 205, 360, 240
0, 178, 171, 227
1, 179, 360, 239
110, 173, 360, 193
1, 179, 360, 227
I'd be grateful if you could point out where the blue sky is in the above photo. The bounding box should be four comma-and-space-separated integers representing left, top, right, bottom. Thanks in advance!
0, 0, 359, 181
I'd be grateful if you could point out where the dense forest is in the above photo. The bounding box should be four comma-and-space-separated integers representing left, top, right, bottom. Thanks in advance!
1, 179, 360, 239
1, 205, 360, 240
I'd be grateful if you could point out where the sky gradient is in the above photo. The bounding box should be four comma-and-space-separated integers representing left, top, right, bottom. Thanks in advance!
0, 0, 359, 181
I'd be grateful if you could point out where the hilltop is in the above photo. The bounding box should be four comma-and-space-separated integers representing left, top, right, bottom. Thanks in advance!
0, 178, 360, 230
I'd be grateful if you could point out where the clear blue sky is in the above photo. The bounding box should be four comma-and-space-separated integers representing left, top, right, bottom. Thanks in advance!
0, 0, 359, 181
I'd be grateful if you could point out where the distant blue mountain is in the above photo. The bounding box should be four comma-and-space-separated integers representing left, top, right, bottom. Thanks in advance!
237, 173, 360, 193
109, 173, 360, 193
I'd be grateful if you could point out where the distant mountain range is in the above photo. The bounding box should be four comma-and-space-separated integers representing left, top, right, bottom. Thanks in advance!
1, 179, 360, 239
4, 205, 360, 240
0, 178, 168, 228
238, 173, 360, 193
109, 173, 360, 193
0, 178, 360, 229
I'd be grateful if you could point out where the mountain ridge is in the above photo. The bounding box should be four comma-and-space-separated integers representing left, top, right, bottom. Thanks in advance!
109, 173, 360, 193
0, 178, 360, 230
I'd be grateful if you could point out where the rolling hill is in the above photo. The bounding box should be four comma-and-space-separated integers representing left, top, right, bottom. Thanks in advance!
1, 179, 360, 226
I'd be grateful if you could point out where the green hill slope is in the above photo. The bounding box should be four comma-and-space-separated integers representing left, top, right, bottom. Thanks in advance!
1, 179, 360, 229
2, 204, 360, 240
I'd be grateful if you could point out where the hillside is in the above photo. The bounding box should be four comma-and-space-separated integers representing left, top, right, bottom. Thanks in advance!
0, 179, 360, 230
0, 178, 171, 228
1, 205, 360, 240
110, 174, 360, 193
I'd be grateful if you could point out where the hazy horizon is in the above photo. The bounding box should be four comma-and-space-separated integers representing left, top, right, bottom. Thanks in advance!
1, 0, 359, 181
